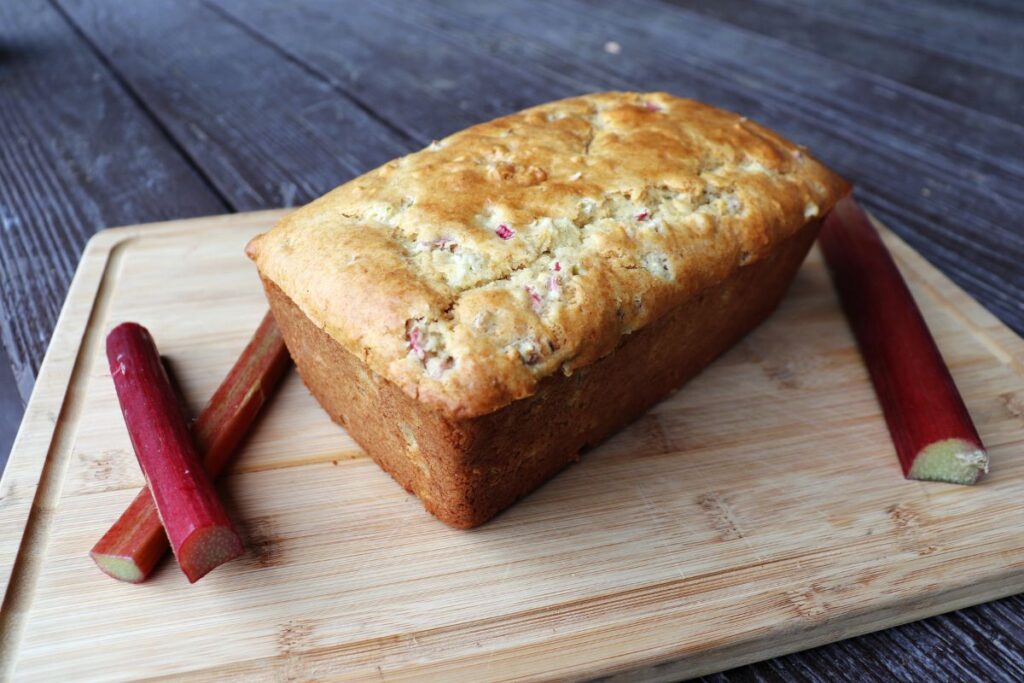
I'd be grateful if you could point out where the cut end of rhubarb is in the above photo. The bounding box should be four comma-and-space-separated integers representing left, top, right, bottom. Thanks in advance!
176, 526, 244, 583
90, 552, 146, 584
907, 438, 989, 485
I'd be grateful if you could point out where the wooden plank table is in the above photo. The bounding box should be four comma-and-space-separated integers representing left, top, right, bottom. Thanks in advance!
1, 0, 1022, 679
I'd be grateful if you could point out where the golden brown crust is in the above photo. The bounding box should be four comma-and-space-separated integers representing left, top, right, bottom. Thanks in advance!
248, 92, 848, 419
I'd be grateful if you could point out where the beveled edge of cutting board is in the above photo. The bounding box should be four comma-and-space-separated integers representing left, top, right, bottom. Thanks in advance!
0, 209, 1021, 682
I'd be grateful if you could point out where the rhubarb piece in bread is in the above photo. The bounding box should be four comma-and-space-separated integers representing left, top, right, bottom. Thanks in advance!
247, 91, 849, 528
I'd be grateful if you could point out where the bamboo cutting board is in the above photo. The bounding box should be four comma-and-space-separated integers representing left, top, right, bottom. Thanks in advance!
1, 210, 1023, 682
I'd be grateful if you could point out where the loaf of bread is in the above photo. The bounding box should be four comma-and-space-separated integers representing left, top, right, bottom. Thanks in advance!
247, 92, 849, 527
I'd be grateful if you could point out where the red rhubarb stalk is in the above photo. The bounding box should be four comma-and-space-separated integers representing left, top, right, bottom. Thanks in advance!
91, 313, 290, 582
819, 196, 989, 484
102, 323, 243, 582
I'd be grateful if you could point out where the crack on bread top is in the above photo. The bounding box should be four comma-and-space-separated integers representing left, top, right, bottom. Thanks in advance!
249, 92, 848, 418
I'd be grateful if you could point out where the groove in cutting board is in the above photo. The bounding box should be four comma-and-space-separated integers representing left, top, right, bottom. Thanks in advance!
0, 236, 134, 682
0, 210, 1022, 682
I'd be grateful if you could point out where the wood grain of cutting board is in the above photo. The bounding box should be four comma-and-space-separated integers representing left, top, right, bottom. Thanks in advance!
1, 210, 1022, 682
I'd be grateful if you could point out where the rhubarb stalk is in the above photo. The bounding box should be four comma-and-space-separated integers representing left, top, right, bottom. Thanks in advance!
91, 313, 290, 582
819, 196, 989, 484
102, 323, 243, 582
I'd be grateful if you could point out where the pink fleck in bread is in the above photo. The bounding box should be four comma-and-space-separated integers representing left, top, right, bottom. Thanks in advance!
247, 92, 849, 527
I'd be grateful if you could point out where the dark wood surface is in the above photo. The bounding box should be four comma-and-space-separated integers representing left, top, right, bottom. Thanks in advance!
1, 1, 1022, 679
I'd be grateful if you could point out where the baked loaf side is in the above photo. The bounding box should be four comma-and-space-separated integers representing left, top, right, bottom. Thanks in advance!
247, 91, 848, 419
262, 218, 821, 528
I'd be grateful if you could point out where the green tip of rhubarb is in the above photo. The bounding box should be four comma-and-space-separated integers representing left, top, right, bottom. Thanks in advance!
907, 438, 989, 485
177, 526, 244, 583
90, 553, 146, 584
